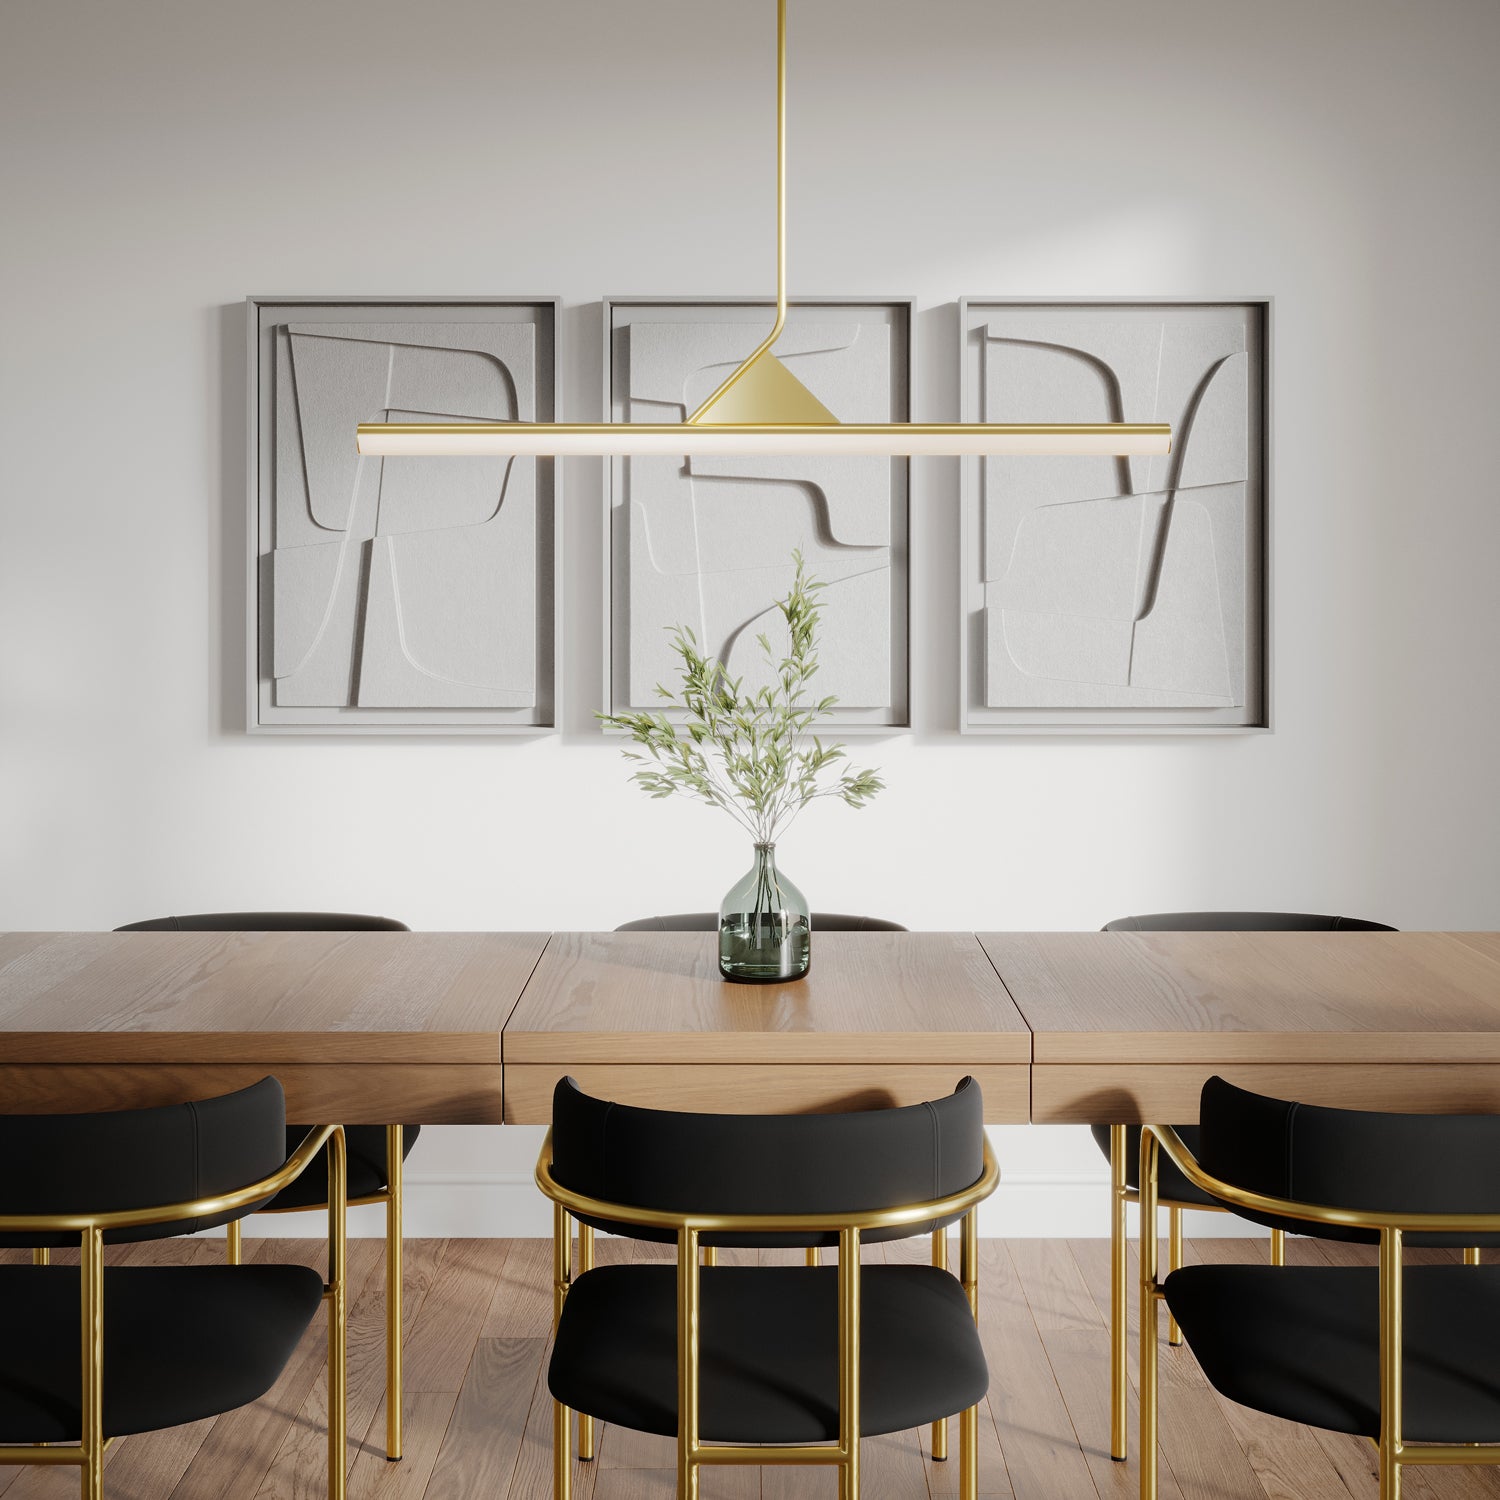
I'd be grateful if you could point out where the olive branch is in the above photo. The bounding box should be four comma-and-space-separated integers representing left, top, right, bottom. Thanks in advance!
598, 553, 884, 845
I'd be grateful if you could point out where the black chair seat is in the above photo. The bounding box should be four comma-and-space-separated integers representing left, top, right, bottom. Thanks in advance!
0, 1263, 325, 1442
549, 1263, 987, 1443
265, 1124, 420, 1211
1089, 1123, 1219, 1207
1166, 1263, 1500, 1443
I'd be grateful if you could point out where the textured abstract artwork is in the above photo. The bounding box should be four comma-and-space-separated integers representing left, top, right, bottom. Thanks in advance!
959, 300, 1268, 732
606, 300, 910, 727
250, 300, 556, 732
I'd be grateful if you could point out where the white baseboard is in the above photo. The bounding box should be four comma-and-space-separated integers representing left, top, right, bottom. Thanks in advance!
209, 1173, 1274, 1240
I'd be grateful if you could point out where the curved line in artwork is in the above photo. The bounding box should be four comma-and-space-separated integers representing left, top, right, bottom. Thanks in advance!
1135, 353, 1237, 623
277, 453, 370, 681
986, 335, 1133, 497
295, 333, 523, 422
686, 470, 886, 555
717, 562, 891, 668
386, 541, 529, 694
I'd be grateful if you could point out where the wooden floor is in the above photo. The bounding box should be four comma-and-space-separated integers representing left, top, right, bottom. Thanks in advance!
3, 1235, 1497, 1500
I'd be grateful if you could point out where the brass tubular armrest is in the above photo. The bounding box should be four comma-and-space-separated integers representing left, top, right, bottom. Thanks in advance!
534, 1129, 1000, 1235
1143, 1123, 1500, 1236
0, 1123, 345, 1234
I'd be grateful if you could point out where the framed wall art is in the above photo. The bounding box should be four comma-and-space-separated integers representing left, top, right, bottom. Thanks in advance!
959, 298, 1271, 734
247, 296, 559, 733
604, 297, 912, 730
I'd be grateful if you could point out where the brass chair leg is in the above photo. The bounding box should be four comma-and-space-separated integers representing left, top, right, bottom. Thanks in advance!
1167, 1206, 1183, 1346
32, 1246, 50, 1266
1270, 1227, 1285, 1267
554, 1204, 573, 1500
577, 1224, 595, 1461
1465, 1247, 1481, 1266
702, 1244, 717, 1267
1378, 1227, 1403, 1500
81, 1227, 104, 1500
226, 1218, 242, 1266
805, 1245, 819, 1267
931, 1228, 949, 1461
838, 1225, 861, 1500
327, 1128, 348, 1500
385, 1125, 403, 1461
1110, 1124, 1128, 1461
678, 1226, 701, 1500
959, 1209, 979, 1500
1139, 1140, 1160, 1500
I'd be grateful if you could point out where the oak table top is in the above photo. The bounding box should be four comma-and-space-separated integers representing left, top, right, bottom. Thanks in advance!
501, 930, 1032, 1123
982, 931, 1500, 1122
0, 930, 548, 1121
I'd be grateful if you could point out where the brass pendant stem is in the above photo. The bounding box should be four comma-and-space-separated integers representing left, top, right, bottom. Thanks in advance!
685, 0, 789, 425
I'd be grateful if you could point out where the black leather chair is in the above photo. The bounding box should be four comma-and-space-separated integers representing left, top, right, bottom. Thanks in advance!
537, 1076, 998, 1499
616, 913, 908, 932
1092, 909, 1396, 1460
112, 910, 415, 1461
0, 1079, 347, 1500
1140, 1078, 1500, 1500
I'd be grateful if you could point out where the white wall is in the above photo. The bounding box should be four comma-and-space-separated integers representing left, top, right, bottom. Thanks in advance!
3, 0, 1498, 1238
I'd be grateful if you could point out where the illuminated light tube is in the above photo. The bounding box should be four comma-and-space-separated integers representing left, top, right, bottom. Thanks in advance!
356, 422, 1172, 458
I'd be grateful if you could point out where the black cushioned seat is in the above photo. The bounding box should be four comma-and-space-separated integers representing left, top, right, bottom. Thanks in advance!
1165, 1263, 1500, 1444
0, 1263, 325, 1442
551, 1262, 988, 1442
616, 913, 907, 933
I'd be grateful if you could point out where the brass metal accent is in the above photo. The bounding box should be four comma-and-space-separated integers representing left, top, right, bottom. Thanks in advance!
806, 1246, 819, 1267
385, 1123, 404, 1461
356, 421, 1173, 458
552, 1202, 572, 1500
932, 1227, 949, 1462
1270, 1226, 1286, 1266
577, 1222, 595, 1461
0, 1123, 348, 1500
225, 1218, 241, 1266
1109, 1124, 1128, 1461
1167, 1206, 1183, 1345
353, 0, 1173, 461
32, 1246, 49, 1266
536, 1131, 999, 1498
1138, 1124, 1500, 1500
702, 1244, 717, 1267
1465, 1246, 1481, 1266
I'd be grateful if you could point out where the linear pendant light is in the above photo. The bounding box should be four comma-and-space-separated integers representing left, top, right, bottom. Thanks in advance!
356, 1, 1170, 460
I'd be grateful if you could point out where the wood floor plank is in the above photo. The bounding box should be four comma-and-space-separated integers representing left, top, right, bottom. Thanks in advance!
503, 1340, 598, 1500
483, 1239, 554, 1339
404, 1239, 511, 1392
164, 1240, 384, 1500
347, 1391, 458, 1500
976, 1240, 1091, 1500
425, 1339, 546, 1500
1006, 1238, 1182, 1500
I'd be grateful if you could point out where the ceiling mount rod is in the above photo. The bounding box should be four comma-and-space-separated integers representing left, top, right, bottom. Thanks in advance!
684, 0, 792, 426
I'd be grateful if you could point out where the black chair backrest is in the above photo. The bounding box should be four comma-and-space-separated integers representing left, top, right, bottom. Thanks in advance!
1104, 912, 1395, 932
115, 912, 410, 933
552, 1075, 982, 1248
0, 1077, 290, 1249
1196, 1075, 1500, 1247
616, 913, 907, 933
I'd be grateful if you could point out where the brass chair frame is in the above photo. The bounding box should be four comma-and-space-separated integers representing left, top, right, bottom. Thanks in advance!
1106, 1125, 1285, 1459
1139, 1123, 1500, 1500
226, 1123, 404, 1459
1, 1125, 349, 1500
536, 1131, 1000, 1500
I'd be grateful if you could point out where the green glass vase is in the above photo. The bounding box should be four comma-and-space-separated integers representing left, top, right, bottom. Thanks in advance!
718, 843, 811, 983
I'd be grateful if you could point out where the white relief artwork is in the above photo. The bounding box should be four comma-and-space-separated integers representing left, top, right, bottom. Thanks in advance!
252, 303, 555, 731
610, 304, 909, 726
964, 302, 1265, 730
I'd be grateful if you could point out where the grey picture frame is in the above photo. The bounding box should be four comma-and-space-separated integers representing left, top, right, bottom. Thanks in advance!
602, 295, 914, 732
958, 295, 1273, 735
246, 295, 562, 735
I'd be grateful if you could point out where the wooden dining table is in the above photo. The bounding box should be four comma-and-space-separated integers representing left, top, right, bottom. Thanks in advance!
4, 928, 1500, 1123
